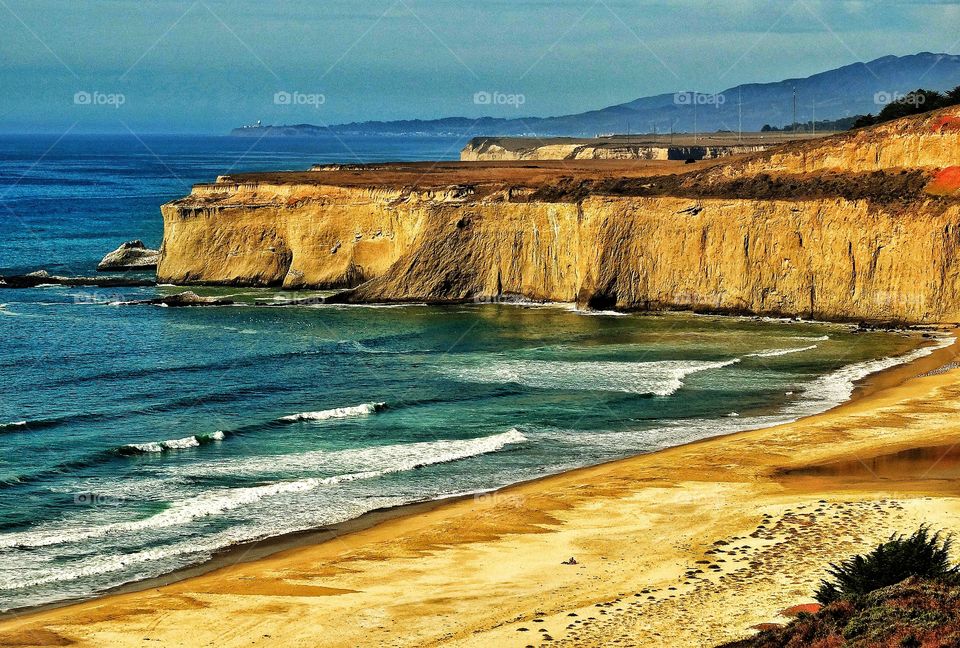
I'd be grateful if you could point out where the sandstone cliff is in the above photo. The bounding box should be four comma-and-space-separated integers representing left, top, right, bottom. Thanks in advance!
159, 108, 960, 323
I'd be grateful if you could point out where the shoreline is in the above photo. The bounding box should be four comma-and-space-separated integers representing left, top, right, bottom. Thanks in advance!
0, 326, 946, 619
0, 328, 956, 640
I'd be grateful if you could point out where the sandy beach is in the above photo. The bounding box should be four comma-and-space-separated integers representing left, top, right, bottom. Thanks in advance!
3, 330, 960, 648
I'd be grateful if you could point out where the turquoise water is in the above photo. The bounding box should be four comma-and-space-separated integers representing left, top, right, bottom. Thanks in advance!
0, 135, 936, 611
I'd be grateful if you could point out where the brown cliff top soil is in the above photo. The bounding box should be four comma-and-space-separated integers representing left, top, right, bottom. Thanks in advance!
212, 160, 944, 206
218, 158, 717, 191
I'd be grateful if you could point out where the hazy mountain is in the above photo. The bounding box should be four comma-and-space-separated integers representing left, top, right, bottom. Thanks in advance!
232, 53, 960, 137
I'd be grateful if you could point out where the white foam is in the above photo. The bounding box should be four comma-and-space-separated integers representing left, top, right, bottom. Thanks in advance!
126, 441, 165, 453
159, 436, 200, 450
0, 537, 225, 591
747, 344, 818, 358
575, 308, 629, 317
444, 359, 740, 396
0, 429, 527, 550
0, 421, 27, 429
786, 335, 954, 416
279, 402, 385, 422
527, 336, 955, 458
123, 431, 225, 454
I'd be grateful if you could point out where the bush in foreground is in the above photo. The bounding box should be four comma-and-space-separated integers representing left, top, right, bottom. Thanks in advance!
721, 577, 960, 648
720, 528, 960, 648
815, 527, 959, 605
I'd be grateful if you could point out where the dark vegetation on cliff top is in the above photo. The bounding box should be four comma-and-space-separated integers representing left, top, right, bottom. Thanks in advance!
759, 84, 960, 133
528, 169, 933, 204
851, 86, 960, 129
720, 528, 960, 648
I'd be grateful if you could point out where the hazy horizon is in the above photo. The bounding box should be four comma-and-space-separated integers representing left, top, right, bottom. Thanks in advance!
1, 0, 959, 134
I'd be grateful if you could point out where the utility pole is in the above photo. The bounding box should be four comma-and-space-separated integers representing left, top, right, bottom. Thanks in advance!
694, 94, 698, 144
812, 98, 816, 137
792, 86, 797, 134
738, 86, 742, 143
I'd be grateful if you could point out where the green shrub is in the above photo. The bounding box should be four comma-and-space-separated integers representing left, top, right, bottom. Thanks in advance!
815, 527, 959, 605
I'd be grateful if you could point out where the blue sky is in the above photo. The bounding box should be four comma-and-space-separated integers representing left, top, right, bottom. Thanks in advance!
1, 0, 958, 133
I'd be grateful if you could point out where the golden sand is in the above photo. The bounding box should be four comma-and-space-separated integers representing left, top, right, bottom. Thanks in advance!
3, 334, 960, 647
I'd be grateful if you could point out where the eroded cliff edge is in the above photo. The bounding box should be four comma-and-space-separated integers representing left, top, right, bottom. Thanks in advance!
159, 109, 960, 323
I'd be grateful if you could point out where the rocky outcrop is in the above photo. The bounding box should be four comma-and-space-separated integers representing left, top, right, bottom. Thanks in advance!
461, 137, 769, 161
159, 108, 960, 324
0, 270, 155, 289
97, 240, 160, 271
121, 291, 233, 307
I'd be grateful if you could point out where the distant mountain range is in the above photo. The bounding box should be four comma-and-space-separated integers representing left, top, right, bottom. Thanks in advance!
232, 52, 960, 138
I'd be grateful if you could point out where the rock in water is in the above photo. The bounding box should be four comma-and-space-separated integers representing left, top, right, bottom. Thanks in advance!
123, 291, 234, 307
0, 270, 155, 289
97, 240, 160, 272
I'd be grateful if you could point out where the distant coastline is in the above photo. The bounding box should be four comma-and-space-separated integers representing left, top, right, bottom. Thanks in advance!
230, 52, 960, 138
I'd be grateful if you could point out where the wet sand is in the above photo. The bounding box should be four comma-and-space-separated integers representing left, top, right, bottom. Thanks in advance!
2, 331, 960, 647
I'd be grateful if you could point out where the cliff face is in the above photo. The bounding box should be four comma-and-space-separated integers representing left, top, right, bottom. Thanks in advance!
159, 109, 960, 323
159, 187, 960, 322
160, 183, 423, 288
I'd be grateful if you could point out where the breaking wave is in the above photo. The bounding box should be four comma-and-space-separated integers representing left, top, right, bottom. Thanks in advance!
747, 344, 818, 358
0, 429, 527, 552
118, 431, 226, 455
279, 402, 387, 422
787, 335, 954, 416
444, 359, 740, 396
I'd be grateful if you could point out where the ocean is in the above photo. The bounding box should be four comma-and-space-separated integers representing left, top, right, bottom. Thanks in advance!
0, 134, 937, 612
